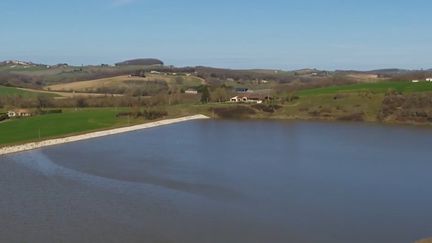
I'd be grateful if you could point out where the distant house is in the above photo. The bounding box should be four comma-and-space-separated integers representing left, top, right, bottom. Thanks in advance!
7, 109, 32, 118
185, 89, 198, 95
235, 88, 249, 93
230, 93, 266, 104
150, 71, 161, 74
7, 111, 16, 118
426, 78, 432, 82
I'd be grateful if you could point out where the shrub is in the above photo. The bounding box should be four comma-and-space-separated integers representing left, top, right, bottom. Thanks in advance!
338, 112, 364, 121
116, 109, 168, 120
0, 113, 8, 122
116, 112, 131, 118
251, 104, 282, 113
200, 86, 210, 103
211, 106, 256, 119
142, 109, 168, 120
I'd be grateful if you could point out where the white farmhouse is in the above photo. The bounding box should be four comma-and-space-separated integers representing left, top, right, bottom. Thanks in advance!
7, 109, 32, 118
230, 93, 265, 104
185, 89, 198, 95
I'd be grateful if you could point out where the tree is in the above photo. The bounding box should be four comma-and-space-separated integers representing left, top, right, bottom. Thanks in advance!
36, 95, 52, 109
201, 86, 210, 103
211, 87, 229, 102
76, 97, 88, 108
175, 76, 184, 85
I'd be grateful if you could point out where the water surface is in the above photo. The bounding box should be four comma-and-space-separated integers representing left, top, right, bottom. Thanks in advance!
1, 120, 432, 243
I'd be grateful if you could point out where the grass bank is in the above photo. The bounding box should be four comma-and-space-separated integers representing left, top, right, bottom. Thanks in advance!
0, 108, 130, 146
0, 115, 209, 155
297, 81, 432, 96
3, 81, 432, 147
0, 85, 57, 98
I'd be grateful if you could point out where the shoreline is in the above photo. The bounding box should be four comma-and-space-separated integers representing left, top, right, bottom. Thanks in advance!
0, 114, 209, 156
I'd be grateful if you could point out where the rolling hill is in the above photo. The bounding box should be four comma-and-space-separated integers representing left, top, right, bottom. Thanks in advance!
115, 58, 164, 66
45, 74, 205, 95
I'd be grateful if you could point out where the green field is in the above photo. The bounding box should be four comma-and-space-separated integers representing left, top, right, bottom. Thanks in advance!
0, 109, 131, 146
0, 86, 57, 98
297, 81, 432, 96
0, 86, 37, 97
0, 105, 210, 147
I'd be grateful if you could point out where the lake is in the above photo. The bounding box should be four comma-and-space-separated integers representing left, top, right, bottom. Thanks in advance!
1, 120, 432, 243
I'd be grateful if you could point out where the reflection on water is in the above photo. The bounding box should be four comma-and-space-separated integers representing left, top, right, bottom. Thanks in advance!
1, 120, 432, 243
14, 151, 242, 200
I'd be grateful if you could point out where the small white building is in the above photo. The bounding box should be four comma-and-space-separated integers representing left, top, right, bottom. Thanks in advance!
7, 109, 32, 118
426, 78, 432, 82
7, 111, 16, 118
230, 94, 264, 104
412, 80, 420, 83
185, 89, 198, 95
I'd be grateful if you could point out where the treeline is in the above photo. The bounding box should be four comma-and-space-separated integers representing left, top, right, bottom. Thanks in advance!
0, 93, 202, 110
194, 67, 297, 84
94, 80, 169, 96
116, 109, 168, 120
0, 73, 44, 88
379, 91, 432, 123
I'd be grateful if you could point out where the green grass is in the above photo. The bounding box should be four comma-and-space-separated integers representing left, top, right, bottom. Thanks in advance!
297, 81, 432, 96
0, 86, 57, 98
0, 108, 130, 146
0, 106, 211, 147
0, 86, 36, 97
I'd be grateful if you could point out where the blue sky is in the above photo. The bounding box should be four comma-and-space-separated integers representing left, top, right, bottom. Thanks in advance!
0, 0, 431, 70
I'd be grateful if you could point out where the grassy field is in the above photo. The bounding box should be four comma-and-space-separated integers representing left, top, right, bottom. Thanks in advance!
0, 85, 56, 98
2, 79, 432, 147
45, 75, 147, 91
0, 109, 131, 146
0, 106, 208, 147
280, 93, 384, 121
297, 81, 432, 96
45, 74, 205, 93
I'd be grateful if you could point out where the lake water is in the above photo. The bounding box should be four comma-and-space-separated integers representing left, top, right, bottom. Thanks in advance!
1, 120, 432, 243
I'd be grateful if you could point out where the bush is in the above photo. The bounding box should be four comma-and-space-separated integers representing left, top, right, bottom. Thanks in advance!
376, 92, 432, 122
251, 104, 282, 113
116, 112, 133, 118
338, 112, 364, 121
211, 105, 256, 119
116, 109, 168, 120
0, 113, 8, 122
142, 109, 168, 120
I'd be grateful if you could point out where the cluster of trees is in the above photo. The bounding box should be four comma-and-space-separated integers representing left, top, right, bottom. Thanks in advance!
94, 80, 169, 96
0, 73, 44, 88
0, 84, 234, 111
0, 65, 194, 88
379, 91, 432, 123
116, 108, 168, 120
0, 95, 54, 109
